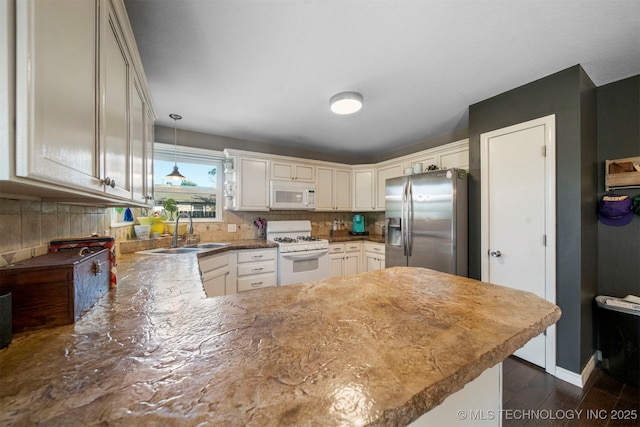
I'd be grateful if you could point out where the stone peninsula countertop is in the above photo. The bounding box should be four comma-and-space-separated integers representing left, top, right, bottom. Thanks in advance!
0, 253, 560, 426
319, 234, 386, 244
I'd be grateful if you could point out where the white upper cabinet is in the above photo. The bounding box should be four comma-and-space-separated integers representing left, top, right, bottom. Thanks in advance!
130, 75, 154, 205
4, 0, 156, 205
224, 152, 270, 211
375, 162, 404, 211
316, 166, 351, 211
101, 0, 132, 199
404, 139, 469, 172
439, 143, 469, 170
14, 0, 102, 192
271, 161, 315, 182
352, 167, 375, 211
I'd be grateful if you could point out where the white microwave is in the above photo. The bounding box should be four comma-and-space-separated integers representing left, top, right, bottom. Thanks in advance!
269, 180, 316, 210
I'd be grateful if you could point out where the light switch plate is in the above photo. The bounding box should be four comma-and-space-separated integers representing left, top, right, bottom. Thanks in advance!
228, 224, 237, 232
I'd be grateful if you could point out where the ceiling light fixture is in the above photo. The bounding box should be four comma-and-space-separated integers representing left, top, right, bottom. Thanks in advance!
166, 113, 186, 181
330, 91, 363, 115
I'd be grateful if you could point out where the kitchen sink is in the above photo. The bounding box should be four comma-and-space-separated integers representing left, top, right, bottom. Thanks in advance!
189, 242, 231, 249
138, 243, 230, 255
138, 247, 207, 255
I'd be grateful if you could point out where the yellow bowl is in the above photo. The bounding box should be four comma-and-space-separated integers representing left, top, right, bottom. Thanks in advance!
166, 223, 188, 235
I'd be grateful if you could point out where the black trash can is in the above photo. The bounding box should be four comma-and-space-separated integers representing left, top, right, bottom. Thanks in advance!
0, 292, 10, 349
595, 296, 640, 387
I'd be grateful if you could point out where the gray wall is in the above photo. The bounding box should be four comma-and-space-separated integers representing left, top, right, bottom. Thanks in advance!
468, 65, 599, 374
155, 124, 468, 165
597, 75, 640, 298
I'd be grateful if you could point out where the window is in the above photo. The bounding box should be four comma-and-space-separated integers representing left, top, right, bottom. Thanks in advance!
153, 143, 224, 220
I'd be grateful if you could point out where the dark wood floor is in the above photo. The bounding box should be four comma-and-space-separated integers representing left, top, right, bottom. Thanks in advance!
503, 356, 639, 427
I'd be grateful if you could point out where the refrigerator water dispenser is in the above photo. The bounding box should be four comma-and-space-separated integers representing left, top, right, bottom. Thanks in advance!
387, 218, 402, 247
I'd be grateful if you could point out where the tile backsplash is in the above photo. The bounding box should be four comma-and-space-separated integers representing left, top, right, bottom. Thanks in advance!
0, 197, 386, 265
0, 198, 112, 267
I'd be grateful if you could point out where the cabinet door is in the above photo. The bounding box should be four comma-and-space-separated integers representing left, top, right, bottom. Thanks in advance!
130, 76, 146, 203
101, 1, 132, 199
144, 107, 155, 204
375, 162, 404, 210
237, 157, 269, 210
353, 169, 375, 211
344, 254, 360, 276
293, 164, 315, 181
202, 266, 228, 297
364, 243, 385, 272
329, 253, 344, 278
334, 168, 352, 211
315, 167, 335, 210
271, 161, 314, 182
439, 146, 469, 170
365, 253, 379, 272
14, 0, 102, 191
328, 244, 345, 277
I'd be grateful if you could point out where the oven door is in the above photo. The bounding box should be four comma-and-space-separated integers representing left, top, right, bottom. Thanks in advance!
278, 249, 329, 286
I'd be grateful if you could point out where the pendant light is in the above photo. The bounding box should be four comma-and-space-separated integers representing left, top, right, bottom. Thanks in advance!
166, 113, 186, 181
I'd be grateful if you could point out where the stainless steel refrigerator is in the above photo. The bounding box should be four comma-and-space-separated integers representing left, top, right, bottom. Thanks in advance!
385, 168, 468, 276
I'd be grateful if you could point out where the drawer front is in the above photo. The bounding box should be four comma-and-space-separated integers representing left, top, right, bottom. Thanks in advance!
237, 249, 275, 263
237, 260, 276, 277
364, 242, 384, 254
237, 273, 276, 292
345, 243, 361, 252
199, 253, 229, 272
328, 244, 345, 254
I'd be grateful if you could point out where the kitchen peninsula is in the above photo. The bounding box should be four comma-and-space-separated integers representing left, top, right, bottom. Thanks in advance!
0, 252, 560, 426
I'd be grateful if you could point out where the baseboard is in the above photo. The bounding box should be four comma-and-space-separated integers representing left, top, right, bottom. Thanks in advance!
554, 353, 597, 388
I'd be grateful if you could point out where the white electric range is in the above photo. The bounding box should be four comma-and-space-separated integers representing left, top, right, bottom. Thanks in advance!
266, 220, 330, 286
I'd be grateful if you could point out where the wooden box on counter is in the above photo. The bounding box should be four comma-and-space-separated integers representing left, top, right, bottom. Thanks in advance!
0, 249, 110, 333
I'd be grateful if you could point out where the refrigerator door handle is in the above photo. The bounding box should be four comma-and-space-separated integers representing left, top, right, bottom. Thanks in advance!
407, 180, 413, 257
402, 180, 408, 256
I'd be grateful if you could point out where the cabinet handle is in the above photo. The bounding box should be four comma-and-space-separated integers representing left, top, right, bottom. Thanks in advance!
102, 177, 116, 188
251, 282, 263, 287
252, 267, 264, 272
252, 255, 264, 259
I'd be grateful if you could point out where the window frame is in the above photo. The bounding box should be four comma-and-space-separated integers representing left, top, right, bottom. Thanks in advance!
153, 142, 225, 222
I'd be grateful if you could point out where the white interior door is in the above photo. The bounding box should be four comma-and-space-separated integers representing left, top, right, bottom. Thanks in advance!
481, 115, 556, 373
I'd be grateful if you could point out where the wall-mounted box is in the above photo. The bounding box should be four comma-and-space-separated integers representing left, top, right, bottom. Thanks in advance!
605, 156, 640, 191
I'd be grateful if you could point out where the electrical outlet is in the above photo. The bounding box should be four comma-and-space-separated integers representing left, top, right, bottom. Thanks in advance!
228, 224, 237, 233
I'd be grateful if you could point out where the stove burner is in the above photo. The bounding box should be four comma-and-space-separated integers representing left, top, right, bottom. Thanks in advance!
297, 236, 322, 241
273, 237, 298, 243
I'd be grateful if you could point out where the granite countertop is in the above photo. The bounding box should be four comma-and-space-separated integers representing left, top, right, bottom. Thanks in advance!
322, 234, 386, 244
195, 239, 279, 258
0, 253, 560, 426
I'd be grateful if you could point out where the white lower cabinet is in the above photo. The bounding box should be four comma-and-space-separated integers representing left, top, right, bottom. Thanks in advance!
236, 248, 277, 292
199, 248, 277, 297
364, 242, 385, 272
329, 242, 361, 277
200, 252, 230, 297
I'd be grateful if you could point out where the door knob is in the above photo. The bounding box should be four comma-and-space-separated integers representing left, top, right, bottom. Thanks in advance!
490, 250, 502, 257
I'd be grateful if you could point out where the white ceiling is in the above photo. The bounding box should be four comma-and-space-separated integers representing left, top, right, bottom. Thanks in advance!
124, 0, 640, 158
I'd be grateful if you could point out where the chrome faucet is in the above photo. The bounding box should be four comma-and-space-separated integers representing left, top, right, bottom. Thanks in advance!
172, 212, 194, 248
